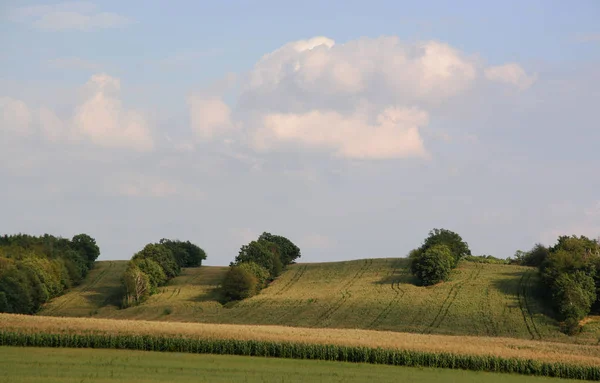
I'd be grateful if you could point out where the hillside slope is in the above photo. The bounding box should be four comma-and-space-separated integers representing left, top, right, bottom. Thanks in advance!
39, 259, 600, 343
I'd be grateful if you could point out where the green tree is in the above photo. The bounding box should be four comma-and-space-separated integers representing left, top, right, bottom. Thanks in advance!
233, 241, 282, 278
409, 244, 454, 286
159, 239, 207, 268
0, 292, 10, 313
221, 266, 258, 301
421, 228, 471, 267
132, 243, 180, 278
133, 258, 167, 292
552, 271, 597, 334
122, 264, 151, 307
258, 232, 301, 265
237, 262, 270, 289
0, 269, 33, 314
71, 234, 100, 269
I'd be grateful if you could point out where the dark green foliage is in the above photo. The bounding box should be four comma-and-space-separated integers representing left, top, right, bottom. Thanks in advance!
409, 228, 470, 285
258, 232, 301, 265
159, 239, 207, 268
525, 235, 600, 335
0, 269, 33, 314
233, 240, 282, 278
71, 234, 101, 269
410, 245, 454, 286
237, 262, 270, 289
132, 244, 180, 279
551, 271, 596, 334
0, 292, 9, 312
0, 233, 100, 314
122, 239, 207, 307
464, 255, 509, 264
133, 258, 167, 292
421, 228, 471, 267
514, 244, 549, 267
221, 266, 258, 301
1, 331, 599, 380
222, 232, 300, 302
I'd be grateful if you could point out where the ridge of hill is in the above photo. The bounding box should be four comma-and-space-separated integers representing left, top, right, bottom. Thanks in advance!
39, 258, 600, 344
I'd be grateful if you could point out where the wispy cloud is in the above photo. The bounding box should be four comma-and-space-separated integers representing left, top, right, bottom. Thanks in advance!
47, 57, 105, 71
573, 33, 600, 43
8, 2, 133, 30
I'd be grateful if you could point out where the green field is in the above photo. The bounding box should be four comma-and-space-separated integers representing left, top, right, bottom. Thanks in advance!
0, 347, 585, 383
39, 259, 600, 344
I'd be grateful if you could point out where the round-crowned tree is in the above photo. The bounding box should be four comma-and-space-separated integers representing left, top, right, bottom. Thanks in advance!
410, 244, 454, 286
421, 228, 471, 267
221, 266, 258, 302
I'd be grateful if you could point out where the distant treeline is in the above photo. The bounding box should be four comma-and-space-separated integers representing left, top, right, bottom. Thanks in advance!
122, 239, 206, 307
0, 233, 100, 314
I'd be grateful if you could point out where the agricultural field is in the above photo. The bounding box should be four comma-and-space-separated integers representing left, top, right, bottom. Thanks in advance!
39, 261, 128, 317
0, 347, 586, 383
39, 259, 600, 344
2, 314, 600, 368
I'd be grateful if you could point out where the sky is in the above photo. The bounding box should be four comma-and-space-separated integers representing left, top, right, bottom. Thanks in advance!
1, 1, 599, 265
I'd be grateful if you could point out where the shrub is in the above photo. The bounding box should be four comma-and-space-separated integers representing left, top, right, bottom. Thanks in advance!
221, 266, 258, 301
237, 262, 270, 289
421, 228, 471, 267
410, 244, 454, 286
552, 271, 596, 323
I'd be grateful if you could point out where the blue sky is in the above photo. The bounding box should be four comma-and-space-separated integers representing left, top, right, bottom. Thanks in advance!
1, 1, 599, 265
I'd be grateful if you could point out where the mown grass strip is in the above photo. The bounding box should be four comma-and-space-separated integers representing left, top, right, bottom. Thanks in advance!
0, 331, 598, 380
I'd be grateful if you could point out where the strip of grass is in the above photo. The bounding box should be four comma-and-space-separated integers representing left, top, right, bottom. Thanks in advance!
0, 347, 585, 383
1, 331, 598, 380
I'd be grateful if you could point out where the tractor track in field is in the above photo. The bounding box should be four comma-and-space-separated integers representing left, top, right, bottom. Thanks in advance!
422, 264, 482, 335
43, 261, 115, 314
517, 270, 541, 340
275, 265, 308, 296
367, 261, 406, 329
272, 298, 306, 324
227, 266, 308, 321
479, 286, 499, 336
165, 288, 181, 300
312, 259, 373, 328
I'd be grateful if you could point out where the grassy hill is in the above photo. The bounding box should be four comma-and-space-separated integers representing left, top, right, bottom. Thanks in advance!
39, 259, 600, 344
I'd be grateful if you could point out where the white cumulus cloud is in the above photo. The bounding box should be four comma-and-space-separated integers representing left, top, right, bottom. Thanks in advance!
485, 63, 537, 90
188, 96, 235, 140
256, 107, 429, 159
72, 74, 154, 151
242, 36, 477, 109
202, 36, 482, 160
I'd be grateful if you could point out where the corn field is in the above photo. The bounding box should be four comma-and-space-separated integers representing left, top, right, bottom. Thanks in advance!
1, 331, 598, 380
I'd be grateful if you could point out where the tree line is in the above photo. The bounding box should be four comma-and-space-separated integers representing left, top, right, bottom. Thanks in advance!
220, 232, 301, 302
0, 233, 100, 314
121, 239, 206, 307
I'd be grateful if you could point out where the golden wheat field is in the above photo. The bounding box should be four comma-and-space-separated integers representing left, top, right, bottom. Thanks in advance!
38, 259, 600, 345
